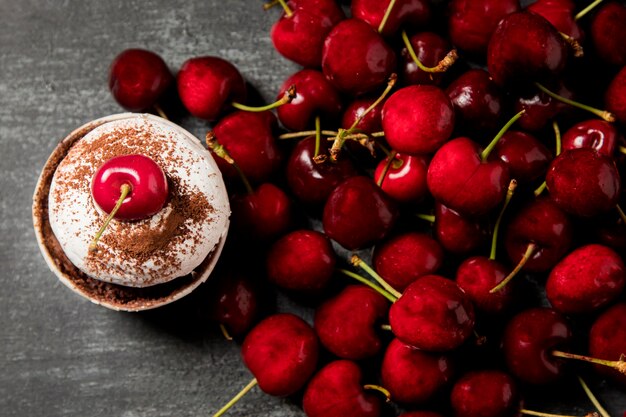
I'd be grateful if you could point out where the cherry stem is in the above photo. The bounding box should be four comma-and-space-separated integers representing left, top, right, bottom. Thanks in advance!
376, 150, 399, 188
415, 213, 436, 223
338, 269, 398, 303
560, 32, 584, 57
552, 350, 626, 374
330, 75, 396, 162
575, 0, 605, 20
473, 330, 487, 346
262, 0, 293, 17
312, 115, 322, 160
616, 204, 626, 225
381, 324, 392, 331
89, 183, 131, 252
212, 378, 258, 417
618, 145, 626, 155
534, 121, 561, 196
262, 0, 279, 10
490, 243, 537, 293
219, 324, 233, 341
351, 255, 403, 299
206, 132, 254, 195
520, 409, 595, 417
279, 129, 338, 140
402, 30, 459, 73
363, 384, 392, 403
480, 110, 526, 162
231, 85, 296, 112
378, 0, 397, 33
153, 104, 168, 120
534, 82, 615, 122
490, 180, 517, 261
534, 181, 547, 197
578, 376, 610, 417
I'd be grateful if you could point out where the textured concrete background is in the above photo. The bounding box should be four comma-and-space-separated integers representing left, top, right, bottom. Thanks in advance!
1, 1, 625, 416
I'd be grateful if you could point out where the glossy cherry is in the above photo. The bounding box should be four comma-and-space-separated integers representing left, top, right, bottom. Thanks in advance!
276, 69, 343, 131
591, 2, 626, 67
527, 0, 582, 42
400, 32, 451, 86
323, 176, 398, 250
266, 229, 335, 292
381, 338, 455, 404
514, 81, 574, 131
389, 275, 475, 351
546, 148, 621, 217
490, 131, 553, 183
374, 153, 429, 204
448, 0, 521, 55
176, 56, 246, 121
322, 18, 396, 96
450, 370, 520, 417
270, 0, 345, 68
91, 154, 168, 220
108, 49, 173, 112
351, 0, 430, 38
502, 307, 572, 384
303, 360, 381, 417
341, 96, 384, 134
455, 257, 515, 314
373, 232, 443, 292
433, 203, 489, 254
561, 119, 619, 156
605, 65, 626, 124
546, 244, 625, 314
487, 12, 568, 87
446, 69, 503, 134
382, 85, 455, 155
314, 285, 389, 360
589, 302, 626, 386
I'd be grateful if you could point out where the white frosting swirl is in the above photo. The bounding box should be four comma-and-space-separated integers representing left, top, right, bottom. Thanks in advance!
48, 114, 230, 287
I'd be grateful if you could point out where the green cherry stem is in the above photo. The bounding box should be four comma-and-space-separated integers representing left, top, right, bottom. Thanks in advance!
401, 30, 459, 73
377, 0, 397, 33
578, 376, 610, 417
313, 115, 322, 159
338, 269, 398, 303
380, 324, 392, 331
212, 378, 258, 417
231, 85, 296, 112
279, 130, 338, 140
490, 243, 537, 293
534, 82, 615, 122
351, 255, 403, 299
575, 0, 605, 20
616, 204, 626, 225
480, 110, 526, 162
415, 213, 436, 223
520, 410, 596, 417
219, 324, 233, 341
363, 384, 392, 402
534, 121, 562, 197
89, 183, 131, 252
206, 131, 254, 195
490, 180, 517, 261
618, 145, 626, 155
376, 150, 399, 187
559, 32, 584, 57
551, 350, 626, 374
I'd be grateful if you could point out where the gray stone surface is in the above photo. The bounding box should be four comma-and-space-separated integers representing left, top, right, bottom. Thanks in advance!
1, 1, 625, 417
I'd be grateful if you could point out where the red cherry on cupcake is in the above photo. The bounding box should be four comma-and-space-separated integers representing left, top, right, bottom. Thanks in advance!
589, 302, 626, 386
561, 119, 619, 156
374, 153, 429, 205
351, 0, 430, 38
108, 49, 173, 112
314, 285, 389, 360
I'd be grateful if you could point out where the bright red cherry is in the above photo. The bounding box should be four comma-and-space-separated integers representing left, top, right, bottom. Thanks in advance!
314, 285, 389, 360
589, 302, 626, 386
374, 153, 429, 204
605, 65, 626, 125
322, 18, 396, 96
455, 257, 515, 314
546, 244, 625, 314
400, 32, 451, 86
108, 49, 173, 112
177, 56, 246, 121
382, 85, 455, 155
341, 96, 384, 134
591, 2, 626, 67
91, 154, 168, 220
561, 119, 619, 156
351, 0, 430, 38
450, 370, 521, 417
266, 230, 336, 292
389, 275, 475, 351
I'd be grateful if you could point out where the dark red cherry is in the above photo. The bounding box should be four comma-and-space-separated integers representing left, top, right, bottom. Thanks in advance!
314, 285, 389, 360
176, 56, 246, 121
242, 313, 319, 396
373, 232, 443, 292
487, 12, 568, 87
527, 0, 582, 41
341, 96, 384, 134
286, 136, 358, 207
230, 183, 292, 242
389, 275, 475, 351
323, 176, 398, 250
434, 203, 489, 254
276, 69, 343, 131
322, 18, 396, 96
490, 131, 553, 183
504, 198, 573, 273
400, 413, 444, 417
266, 229, 335, 292
381, 338, 455, 404
546, 148, 621, 217
514, 81, 575, 131
382, 85, 455, 155
455, 257, 515, 314
374, 153, 429, 204
446, 69, 504, 134
352, 0, 430, 38
448, 0, 521, 55
546, 244, 625, 314
108, 49, 173, 112
91, 154, 168, 220
450, 370, 520, 417
212, 111, 282, 184
591, 2, 626, 67
561, 119, 619, 156
303, 360, 381, 417
270, 0, 345, 68
605, 65, 626, 125
589, 302, 626, 386
400, 32, 451, 86
502, 307, 572, 384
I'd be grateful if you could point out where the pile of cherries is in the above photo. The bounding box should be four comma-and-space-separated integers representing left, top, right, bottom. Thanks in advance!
106, 0, 626, 416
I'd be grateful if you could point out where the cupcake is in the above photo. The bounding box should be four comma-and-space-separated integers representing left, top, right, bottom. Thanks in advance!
33, 113, 230, 311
